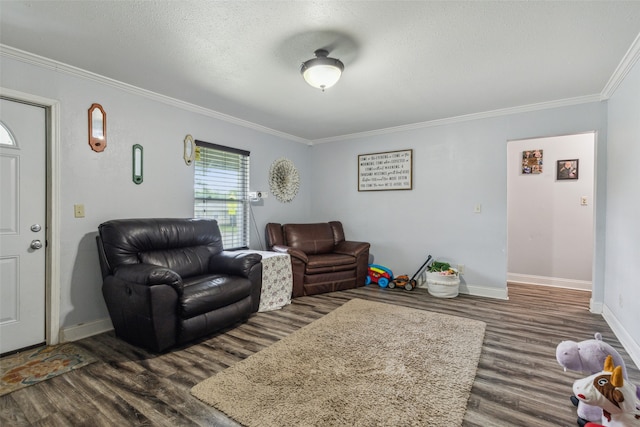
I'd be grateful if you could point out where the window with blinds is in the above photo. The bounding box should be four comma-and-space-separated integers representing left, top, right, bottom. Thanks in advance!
194, 140, 250, 250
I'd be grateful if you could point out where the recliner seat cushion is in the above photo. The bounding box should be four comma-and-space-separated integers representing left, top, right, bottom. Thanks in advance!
180, 274, 253, 319
303, 270, 355, 285
306, 253, 356, 272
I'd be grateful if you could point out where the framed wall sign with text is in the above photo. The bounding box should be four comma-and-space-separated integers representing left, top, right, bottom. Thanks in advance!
358, 149, 413, 191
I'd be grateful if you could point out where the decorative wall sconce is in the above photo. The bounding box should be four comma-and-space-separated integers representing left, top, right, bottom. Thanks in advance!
88, 103, 106, 152
184, 134, 195, 165
269, 157, 300, 202
132, 144, 143, 184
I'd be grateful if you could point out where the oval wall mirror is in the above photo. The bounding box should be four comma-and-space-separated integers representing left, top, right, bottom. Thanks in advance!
132, 144, 143, 184
88, 103, 106, 152
184, 134, 195, 165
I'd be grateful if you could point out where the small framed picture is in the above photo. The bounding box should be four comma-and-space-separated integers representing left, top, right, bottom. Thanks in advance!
522, 149, 543, 174
557, 159, 579, 180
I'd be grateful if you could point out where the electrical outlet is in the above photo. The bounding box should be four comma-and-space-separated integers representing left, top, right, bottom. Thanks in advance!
580, 196, 588, 206
474, 204, 482, 213
74, 204, 85, 218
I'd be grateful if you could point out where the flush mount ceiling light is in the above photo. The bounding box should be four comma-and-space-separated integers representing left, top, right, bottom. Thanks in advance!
300, 49, 344, 92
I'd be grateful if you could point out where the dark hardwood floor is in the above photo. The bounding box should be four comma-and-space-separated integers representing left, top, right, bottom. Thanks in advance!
2, 283, 638, 426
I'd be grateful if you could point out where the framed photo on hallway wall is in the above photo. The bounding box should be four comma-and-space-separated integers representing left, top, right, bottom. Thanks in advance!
521, 149, 543, 174
557, 159, 579, 180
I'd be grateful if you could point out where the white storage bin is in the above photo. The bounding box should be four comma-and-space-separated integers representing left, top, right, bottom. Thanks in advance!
426, 272, 460, 298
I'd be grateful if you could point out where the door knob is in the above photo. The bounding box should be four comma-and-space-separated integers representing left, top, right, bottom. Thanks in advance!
30, 240, 43, 250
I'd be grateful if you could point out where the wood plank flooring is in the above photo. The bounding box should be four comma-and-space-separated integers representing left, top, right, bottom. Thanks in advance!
1, 283, 638, 426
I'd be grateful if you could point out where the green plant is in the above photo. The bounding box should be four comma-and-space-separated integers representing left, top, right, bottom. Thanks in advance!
428, 261, 451, 272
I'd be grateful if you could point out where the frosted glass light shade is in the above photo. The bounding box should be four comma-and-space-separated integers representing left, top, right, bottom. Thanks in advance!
300, 50, 344, 91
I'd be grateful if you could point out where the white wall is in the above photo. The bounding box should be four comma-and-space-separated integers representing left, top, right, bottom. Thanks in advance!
3, 49, 636, 367
507, 133, 595, 289
310, 103, 607, 300
0, 54, 311, 331
604, 58, 640, 367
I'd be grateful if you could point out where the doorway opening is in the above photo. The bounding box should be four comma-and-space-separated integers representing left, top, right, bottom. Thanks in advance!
507, 132, 595, 292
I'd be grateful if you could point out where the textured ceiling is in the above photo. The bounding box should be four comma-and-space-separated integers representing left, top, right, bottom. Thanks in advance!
1, 1, 640, 142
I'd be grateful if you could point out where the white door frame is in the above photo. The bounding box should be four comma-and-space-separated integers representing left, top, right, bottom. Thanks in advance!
506, 131, 597, 296
1, 87, 61, 346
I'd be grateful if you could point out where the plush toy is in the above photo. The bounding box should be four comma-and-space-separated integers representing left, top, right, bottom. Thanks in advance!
572, 355, 640, 426
556, 333, 629, 426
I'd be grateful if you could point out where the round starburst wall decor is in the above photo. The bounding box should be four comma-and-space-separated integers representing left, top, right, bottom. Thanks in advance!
269, 158, 300, 203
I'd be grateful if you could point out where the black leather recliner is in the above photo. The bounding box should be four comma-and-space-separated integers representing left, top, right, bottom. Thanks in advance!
96, 218, 262, 352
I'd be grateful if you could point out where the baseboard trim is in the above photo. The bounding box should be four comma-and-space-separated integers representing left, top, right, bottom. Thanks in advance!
601, 305, 640, 370
507, 273, 592, 291
589, 298, 603, 314
59, 318, 113, 343
459, 283, 509, 300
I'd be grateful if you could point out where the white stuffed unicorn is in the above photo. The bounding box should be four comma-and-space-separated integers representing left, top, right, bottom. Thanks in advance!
573, 355, 640, 427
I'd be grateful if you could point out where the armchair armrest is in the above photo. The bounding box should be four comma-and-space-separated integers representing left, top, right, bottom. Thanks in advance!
272, 245, 308, 263
334, 241, 371, 257
114, 264, 184, 295
209, 251, 262, 278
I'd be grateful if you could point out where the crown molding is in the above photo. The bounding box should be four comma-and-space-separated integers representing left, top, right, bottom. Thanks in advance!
601, 31, 640, 99
5, 36, 636, 146
312, 31, 640, 144
311, 94, 602, 144
0, 44, 312, 145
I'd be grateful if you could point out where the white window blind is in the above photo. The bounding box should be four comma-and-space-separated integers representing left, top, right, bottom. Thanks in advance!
194, 140, 250, 250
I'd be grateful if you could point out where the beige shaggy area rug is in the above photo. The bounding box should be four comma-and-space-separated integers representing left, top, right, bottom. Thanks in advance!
191, 298, 486, 427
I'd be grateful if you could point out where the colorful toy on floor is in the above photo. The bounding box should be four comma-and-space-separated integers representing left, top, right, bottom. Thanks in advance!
390, 255, 432, 291
556, 333, 632, 426
572, 355, 640, 427
366, 264, 393, 288
389, 275, 413, 290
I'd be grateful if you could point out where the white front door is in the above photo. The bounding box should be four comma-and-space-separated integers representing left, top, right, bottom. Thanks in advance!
0, 98, 47, 354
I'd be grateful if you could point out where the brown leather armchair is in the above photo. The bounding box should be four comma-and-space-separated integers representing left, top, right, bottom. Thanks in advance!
265, 221, 370, 297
